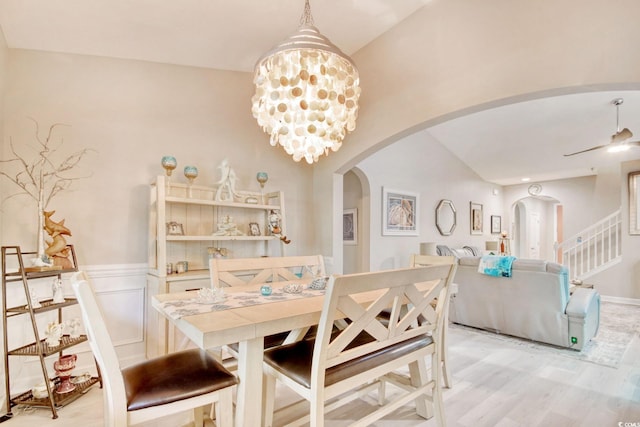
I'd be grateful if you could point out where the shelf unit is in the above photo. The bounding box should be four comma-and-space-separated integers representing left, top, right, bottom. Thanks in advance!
1, 246, 101, 419
146, 175, 287, 356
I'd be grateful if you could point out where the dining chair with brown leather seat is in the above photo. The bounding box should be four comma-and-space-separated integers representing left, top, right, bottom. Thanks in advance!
262, 264, 455, 427
71, 272, 238, 427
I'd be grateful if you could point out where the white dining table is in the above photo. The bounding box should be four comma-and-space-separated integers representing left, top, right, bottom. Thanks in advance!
152, 279, 438, 427
152, 282, 328, 427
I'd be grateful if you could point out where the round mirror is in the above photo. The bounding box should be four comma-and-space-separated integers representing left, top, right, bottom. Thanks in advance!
436, 199, 456, 236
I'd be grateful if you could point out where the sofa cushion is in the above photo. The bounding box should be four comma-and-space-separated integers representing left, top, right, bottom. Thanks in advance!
459, 256, 480, 267
511, 259, 546, 272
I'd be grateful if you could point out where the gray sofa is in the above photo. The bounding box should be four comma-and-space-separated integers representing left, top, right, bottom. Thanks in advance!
449, 256, 600, 350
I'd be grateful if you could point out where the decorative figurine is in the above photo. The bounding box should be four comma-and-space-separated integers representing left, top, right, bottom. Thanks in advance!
52, 278, 65, 303
29, 286, 42, 308
267, 209, 291, 244
215, 159, 239, 201
67, 317, 82, 339
43, 211, 74, 269
212, 216, 245, 236
45, 322, 64, 347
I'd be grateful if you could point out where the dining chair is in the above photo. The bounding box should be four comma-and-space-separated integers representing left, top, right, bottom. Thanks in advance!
262, 264, 456, 427
410, 254, 457, 389
70, 272, 238, 427
209, 254, 326, 288
208, 255, 326, 365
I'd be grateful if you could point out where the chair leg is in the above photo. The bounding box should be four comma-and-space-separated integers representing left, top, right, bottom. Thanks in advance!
262, 374, 276, 427
193, 406, 204, 427
217, 388, 234, 427
408, 358, 432, 419
431, 352, 446, 427
441, 303, 452, 389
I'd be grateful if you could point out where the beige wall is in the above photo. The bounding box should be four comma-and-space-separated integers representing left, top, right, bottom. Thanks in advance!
1, 50, 315, 265
314, 0, 640, 298
0, 28, 7, 237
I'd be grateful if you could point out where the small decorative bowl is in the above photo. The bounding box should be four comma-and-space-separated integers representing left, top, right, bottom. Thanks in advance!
283, 283, 303, 294
260, 284, 273, 296
71, 373, 92, 384
308, 276, 329, 290
32, 381, 55, 399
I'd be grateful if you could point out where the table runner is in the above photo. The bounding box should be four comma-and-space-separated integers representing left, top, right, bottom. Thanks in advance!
157, 284, 326, 320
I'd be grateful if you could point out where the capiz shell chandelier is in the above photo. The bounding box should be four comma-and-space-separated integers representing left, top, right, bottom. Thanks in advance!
251, 0, 360, 164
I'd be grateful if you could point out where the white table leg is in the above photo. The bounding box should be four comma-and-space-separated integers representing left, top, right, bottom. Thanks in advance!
235, 337, 264, 427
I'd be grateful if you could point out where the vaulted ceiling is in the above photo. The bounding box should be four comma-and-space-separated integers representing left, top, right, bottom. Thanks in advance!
1, 0, 639, 185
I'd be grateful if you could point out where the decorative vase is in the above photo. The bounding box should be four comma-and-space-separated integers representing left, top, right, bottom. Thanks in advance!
161, 156, 177, 195
184, 166, 198, 198
161, 156, 177, 176
54, 354, 77, 394
256, 172, 268, 188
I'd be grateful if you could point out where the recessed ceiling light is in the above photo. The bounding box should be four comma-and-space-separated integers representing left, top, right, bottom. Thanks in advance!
521, 177, 531, 182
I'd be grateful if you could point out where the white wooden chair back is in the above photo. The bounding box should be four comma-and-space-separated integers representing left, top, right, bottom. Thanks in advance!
70, 271, 128, 426
209, 255, 325, 288
410, 254, 456, 267
313, 265, 456, 389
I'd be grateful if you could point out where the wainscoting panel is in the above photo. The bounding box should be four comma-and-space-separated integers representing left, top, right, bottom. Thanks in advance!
1, 263, 148, 403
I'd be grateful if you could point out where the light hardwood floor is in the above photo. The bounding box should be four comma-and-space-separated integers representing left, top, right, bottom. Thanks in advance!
4, 310, 640, 427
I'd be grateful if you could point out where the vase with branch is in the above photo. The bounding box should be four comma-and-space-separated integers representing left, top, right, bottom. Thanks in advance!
0, 119, 93, 265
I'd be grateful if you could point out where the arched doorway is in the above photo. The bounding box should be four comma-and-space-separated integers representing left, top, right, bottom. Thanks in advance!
511, 195, 562, 261
342, 168, 370, 273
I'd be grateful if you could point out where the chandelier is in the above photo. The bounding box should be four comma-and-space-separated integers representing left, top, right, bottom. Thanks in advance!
251, 0, 360, 164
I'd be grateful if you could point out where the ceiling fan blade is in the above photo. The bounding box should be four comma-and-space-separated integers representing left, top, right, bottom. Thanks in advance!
611, 127, 633, 143
563, 144, 608, 157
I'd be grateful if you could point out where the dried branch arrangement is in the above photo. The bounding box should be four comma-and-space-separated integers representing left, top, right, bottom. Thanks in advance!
0, 118, 93, 263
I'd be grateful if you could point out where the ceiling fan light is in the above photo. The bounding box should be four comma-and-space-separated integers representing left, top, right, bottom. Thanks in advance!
611, 127, 633, 144
607, 144, 631, 153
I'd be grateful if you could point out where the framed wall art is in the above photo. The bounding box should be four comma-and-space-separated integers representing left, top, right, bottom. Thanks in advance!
343, 208, 357, 244
382, 188, 419, 236
490, 215, 501, 234
470, 202, 483, 235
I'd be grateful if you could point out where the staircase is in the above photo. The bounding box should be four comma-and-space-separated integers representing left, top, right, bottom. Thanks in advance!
554, 209, 622, 280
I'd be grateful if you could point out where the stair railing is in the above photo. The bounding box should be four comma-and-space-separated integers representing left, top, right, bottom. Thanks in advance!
554, 209, 622, 280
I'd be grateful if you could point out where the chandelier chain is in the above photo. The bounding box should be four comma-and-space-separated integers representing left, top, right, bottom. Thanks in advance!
299, 0, 314, 26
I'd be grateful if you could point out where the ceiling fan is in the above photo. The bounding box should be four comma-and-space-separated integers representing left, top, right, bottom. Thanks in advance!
564, 98, 640, 157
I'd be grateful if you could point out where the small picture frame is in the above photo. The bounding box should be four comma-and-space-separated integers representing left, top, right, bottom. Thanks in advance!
166, 221, 184, 236
490, 215, 501, 234
343, 208, 358, 245
470, 202, 483, 235
248, 222, 261, 236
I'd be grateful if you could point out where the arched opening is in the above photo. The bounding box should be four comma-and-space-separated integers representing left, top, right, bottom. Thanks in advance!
342, 168, 370, 273
511, 195, 562, 261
